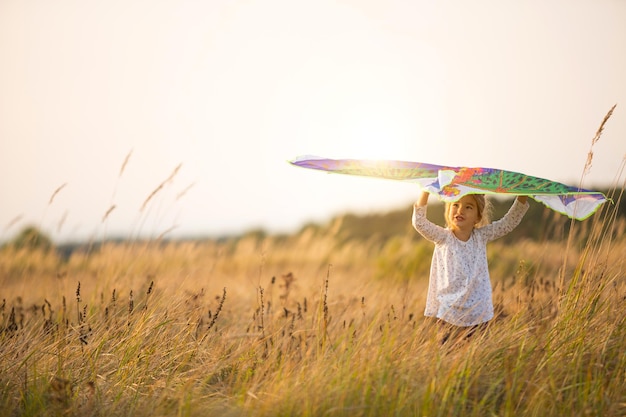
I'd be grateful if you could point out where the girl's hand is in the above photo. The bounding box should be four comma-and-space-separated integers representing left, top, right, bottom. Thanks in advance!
417, 191, 429, 206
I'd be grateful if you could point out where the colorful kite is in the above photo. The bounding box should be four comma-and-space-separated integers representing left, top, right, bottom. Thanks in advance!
290, 156, 608, 220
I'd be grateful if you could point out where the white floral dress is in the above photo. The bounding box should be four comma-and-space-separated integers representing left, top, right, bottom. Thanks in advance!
412, 199, 529, 326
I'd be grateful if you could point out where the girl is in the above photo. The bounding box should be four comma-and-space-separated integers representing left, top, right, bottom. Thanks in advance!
412, 191, 529, 341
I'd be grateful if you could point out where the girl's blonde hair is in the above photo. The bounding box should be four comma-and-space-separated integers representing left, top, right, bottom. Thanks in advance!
445, 194, 492, 229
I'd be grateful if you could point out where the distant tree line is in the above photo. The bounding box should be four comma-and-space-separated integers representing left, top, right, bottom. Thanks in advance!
3, 189, 623, 255
3, 226, 53, 252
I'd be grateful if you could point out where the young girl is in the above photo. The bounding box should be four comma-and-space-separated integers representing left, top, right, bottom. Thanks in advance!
412, 191, 529, 340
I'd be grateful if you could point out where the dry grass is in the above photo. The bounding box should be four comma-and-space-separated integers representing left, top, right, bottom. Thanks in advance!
0, 205, 625, 416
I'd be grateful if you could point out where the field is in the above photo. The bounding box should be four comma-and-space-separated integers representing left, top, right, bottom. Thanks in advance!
1, 186, 625, 417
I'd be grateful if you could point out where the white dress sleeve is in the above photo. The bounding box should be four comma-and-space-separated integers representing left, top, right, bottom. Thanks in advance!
481, 199, 529, 242
412, 203, 448, 244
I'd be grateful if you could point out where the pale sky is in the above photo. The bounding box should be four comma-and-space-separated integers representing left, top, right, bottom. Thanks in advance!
1, 0, 625, 243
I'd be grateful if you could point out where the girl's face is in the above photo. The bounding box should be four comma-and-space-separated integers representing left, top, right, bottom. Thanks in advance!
447, 195, 481, 231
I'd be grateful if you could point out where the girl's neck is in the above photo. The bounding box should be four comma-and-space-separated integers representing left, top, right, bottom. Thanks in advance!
452, 227, 473, 242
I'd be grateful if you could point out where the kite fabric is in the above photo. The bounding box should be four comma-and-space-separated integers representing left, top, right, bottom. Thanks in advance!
290, 155, 608, 221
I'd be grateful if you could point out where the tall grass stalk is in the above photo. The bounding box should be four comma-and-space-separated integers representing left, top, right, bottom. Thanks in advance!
560, 104, 616, 296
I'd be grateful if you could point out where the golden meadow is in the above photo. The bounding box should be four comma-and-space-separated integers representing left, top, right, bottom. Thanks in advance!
1, 120, 625, 415
2, 187, 624, 417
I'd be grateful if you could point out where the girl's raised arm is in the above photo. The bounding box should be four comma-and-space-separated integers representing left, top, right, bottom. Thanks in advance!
417, 191, 430, 206
413, 190, 446, 243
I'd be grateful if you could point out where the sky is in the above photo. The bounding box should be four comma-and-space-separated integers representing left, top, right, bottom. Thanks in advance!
1, 0, 625, 243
